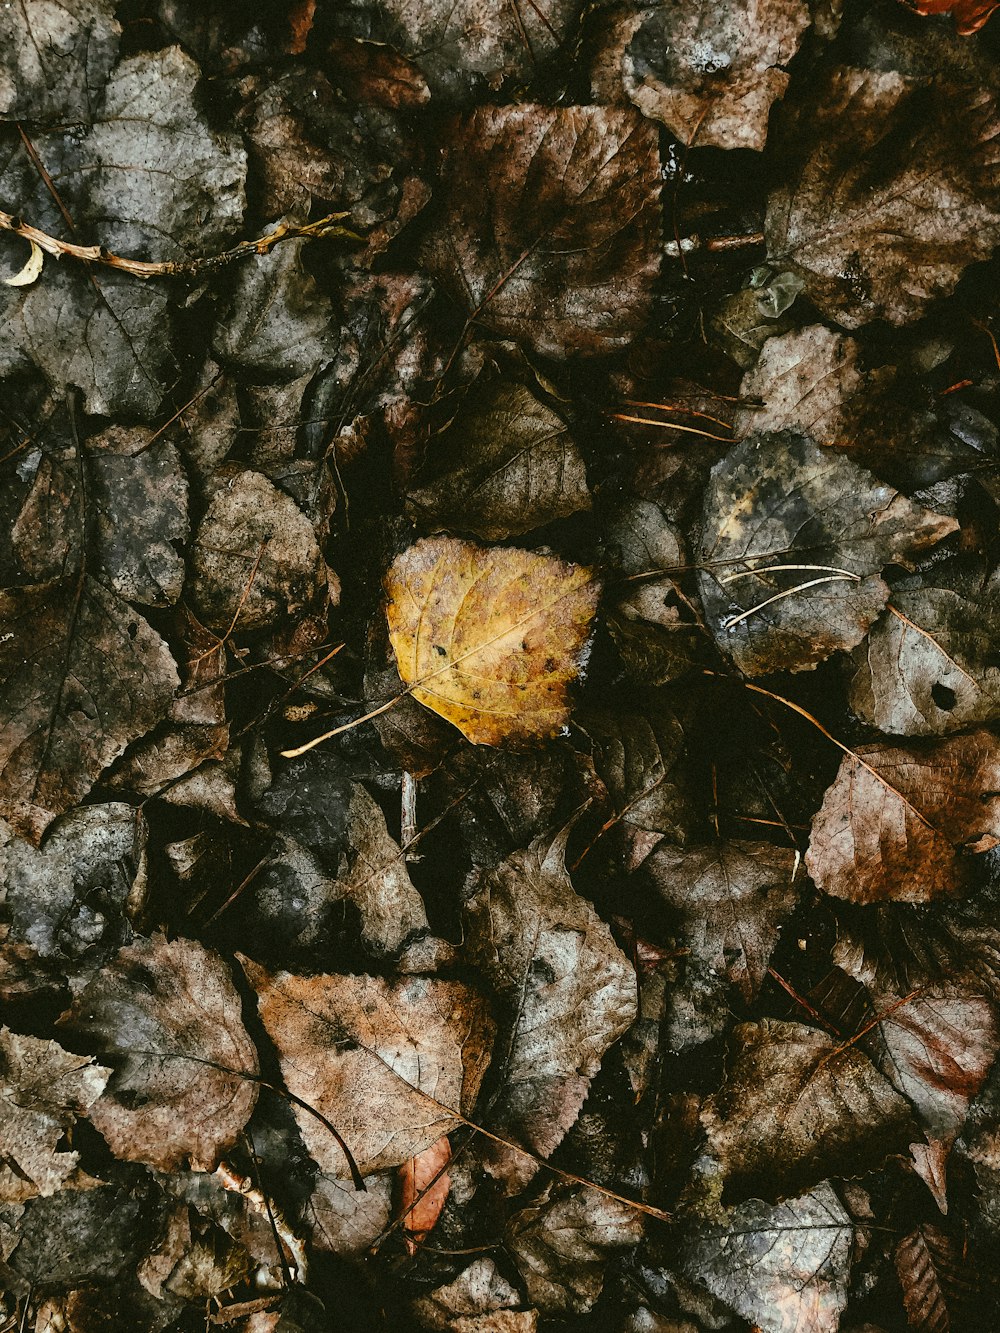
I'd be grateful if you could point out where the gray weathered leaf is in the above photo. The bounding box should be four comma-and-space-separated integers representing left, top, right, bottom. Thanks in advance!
79, 45, 246, 261
63, 934, 259, 1172
698, 432, 956, 675
702, 1019, 916, 1201
0, 578, 179, 843
188, 469, 331, 636
681, 1180, 854, 1333
331, 0, 586, 103
212, 235, 338, 382
0, 803, 146, 980
506, 1185, 643, 1315
766, 67, 1000, 327
307, 1171, 394, 1261
87, 425, 189, 607
641, 840, 799, 1003
411, 1257, 537, 1332
423, 105, 661, 359
406, 382, 590, 541
848, 563, 1000, 737
0, 0, 120, 124
463, 828, 636, 1188
592, 0, 810, 150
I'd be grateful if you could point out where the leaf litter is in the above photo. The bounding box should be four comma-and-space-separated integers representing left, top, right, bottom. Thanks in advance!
4, 2, 1000, 1331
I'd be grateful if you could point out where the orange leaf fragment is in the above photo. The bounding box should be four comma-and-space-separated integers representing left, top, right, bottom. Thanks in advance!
398, 1135, 452, 1255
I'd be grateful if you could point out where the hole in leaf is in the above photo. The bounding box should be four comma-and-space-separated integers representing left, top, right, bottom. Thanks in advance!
931, 682, 957, 711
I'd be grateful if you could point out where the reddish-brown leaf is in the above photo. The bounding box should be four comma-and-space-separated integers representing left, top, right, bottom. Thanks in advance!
397, 1135, 451, 1256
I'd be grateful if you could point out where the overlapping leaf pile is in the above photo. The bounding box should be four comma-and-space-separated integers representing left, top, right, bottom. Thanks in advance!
4, 1, 1000, 1330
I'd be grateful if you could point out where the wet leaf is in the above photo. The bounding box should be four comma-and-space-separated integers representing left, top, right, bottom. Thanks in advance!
306, 1171, 393, 1260
212, 236, 338, 382
87, 425, 189, 607
423, 105, 661, 358
62, 934, 259, 1172
894, 1224, 978, 1332
0, 1028, 109, 1204
0, 578, 179, 844
463, 828, 637, 1183
79, 46, 246, 261
505, 1184, 644, 1315
6, 1184, 157, 1291
806, 730, 1000, 903
411, 1257, 537, 1331
641, 840, 799, 1003
331, 0, 586, 102
733, 325, 999, 492
0, 803, 146, 983
384, 536, 599, 747
680, 1181, 855, 1333
0, 0, 120, 123
245, 962, 494, 1176
766, 68, 1000, 327
592, 0, 811, 151
698, 431, 956, 675
702, 1019, 917, 1202
189, 469, 332, 636
406, 382, 590, 541
848, 563, 1000, 737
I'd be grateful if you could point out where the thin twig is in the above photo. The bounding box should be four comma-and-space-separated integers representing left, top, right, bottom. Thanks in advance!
0, 209, 361, 280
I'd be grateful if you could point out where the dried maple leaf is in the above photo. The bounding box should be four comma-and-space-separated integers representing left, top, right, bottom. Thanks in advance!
422, 104, 661, 359
901, 0, 999, 34
766, 67, 1000, 327
806, 730, 1000, 904
0, 578, 179, 844
681, 1181, 855, 1333
62, 934, 259, 1172
702, 1019, 917, 1202
463, 827, 637, 1188
591, 0, 811, 151
244, 962, 494, 1176
398, 1135, 451, 1256
698, 431, 956, 675
0, 1028, 109, 1204
384, 536, 599, 748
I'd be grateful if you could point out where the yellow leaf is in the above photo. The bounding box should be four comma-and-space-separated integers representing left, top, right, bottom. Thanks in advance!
384, 536, 599, 746
3, 238, 44, 288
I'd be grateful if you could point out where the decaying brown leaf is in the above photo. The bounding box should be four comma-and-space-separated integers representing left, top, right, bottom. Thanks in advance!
505, 1184, 644, 1315
463, 827, 637, 1186
405, 381, 590, 541
384, 536, 599, 747
0, 1029, 109, 1204
245, 962, 494, 1176
806, 730, 1000, 903
62, 935, 259, 1172
703, 1019, 917, 1201
0, 578, 179, 843
641, 840, 799, 1003
902, 0, 999, 34
591, 0, 811, 151
766, 67, 1000, 327
423, 104, 661, 358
